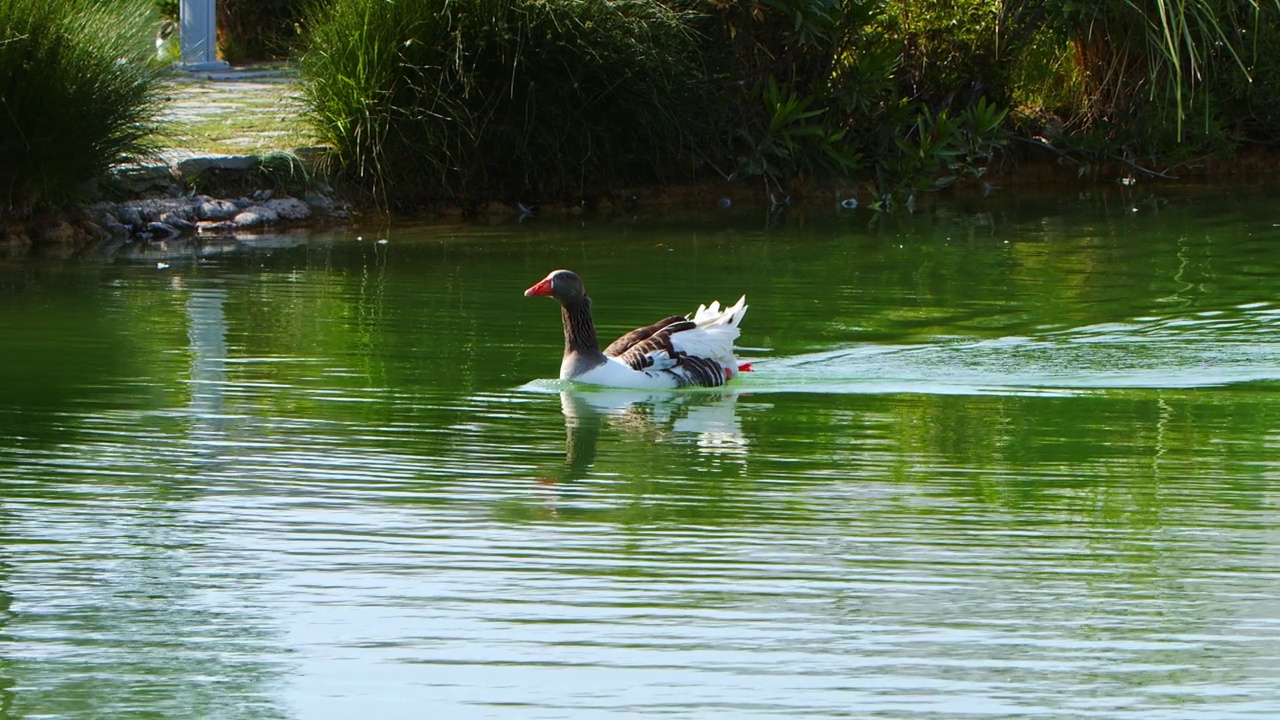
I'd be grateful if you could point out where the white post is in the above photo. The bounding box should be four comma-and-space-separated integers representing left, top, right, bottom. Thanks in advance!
179, 0, 229, 71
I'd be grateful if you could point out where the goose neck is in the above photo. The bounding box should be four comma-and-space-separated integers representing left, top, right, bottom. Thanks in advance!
561, 295, 600, 356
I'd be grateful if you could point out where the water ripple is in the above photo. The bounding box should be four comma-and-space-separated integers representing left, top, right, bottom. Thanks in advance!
753, 303, 1280, 394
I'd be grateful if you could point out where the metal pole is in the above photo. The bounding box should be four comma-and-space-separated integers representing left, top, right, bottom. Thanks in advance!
179, 0, 229, 71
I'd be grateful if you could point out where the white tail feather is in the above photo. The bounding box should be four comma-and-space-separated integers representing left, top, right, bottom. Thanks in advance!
689, 295, 747, 328
674, 295, 748, 366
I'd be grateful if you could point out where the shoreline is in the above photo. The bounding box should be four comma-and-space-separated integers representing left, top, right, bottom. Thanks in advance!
5, 142, 1280, 260
10, 60, 1280, 259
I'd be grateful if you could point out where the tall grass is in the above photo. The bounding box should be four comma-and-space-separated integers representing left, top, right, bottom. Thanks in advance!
1118, 0, 1259, 139
1, 0, 167, 215
299, 0, 711, 205
1023, 0, 1280, 146
1216, 1, 1280, 138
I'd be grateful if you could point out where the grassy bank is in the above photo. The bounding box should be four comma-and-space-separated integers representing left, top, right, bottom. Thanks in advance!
6, 0, 1280, 226
296, 0, 1280, 210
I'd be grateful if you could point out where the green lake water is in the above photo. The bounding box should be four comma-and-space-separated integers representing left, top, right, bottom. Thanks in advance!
2, 185, 1280, 719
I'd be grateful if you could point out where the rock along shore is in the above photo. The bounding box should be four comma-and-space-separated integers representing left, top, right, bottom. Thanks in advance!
1, 64, 355, 258
1, 150, 352, 259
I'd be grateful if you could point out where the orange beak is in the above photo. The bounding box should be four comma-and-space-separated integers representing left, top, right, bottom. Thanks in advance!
524, 278, 554, 297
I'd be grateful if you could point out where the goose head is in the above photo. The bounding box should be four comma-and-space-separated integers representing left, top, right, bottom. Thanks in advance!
524, 269, 587, 303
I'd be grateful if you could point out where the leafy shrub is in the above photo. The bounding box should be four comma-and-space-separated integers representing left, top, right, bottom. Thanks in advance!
1, 0, 166, 215
734, 77, 862, 195
689, 0, 851, 100
300, 0, 712, 205
869, 97, 1009, 205
154, 0, 177, 20
218, 0, 309, 62
1039, 0, 1279, 149
874, 0, 1010, 108
1007, 26, 1086, 125
1215, 1, 1280, 140
674, 0, 878, 192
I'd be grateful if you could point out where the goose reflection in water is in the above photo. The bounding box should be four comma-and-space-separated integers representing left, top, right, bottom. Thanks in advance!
554, 388, 748, 482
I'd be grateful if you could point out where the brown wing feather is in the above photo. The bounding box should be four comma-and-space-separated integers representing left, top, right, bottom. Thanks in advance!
673, 355, 727, 388
611, 321, 696, 371
603, 315, 688, 357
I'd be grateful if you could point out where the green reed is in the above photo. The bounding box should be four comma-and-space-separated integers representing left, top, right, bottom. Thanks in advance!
1, 0, 167, 216
299, 0, 711, 207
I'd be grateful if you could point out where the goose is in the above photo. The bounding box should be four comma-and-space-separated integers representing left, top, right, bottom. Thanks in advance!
524, 269, 749, 389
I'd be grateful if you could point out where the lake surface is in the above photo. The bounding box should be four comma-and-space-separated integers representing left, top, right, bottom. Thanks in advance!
3, 185, 1280, 719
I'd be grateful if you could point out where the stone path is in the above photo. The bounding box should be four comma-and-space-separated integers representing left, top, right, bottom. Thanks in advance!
160, 62, 314, 158
113, 63, 322, 193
